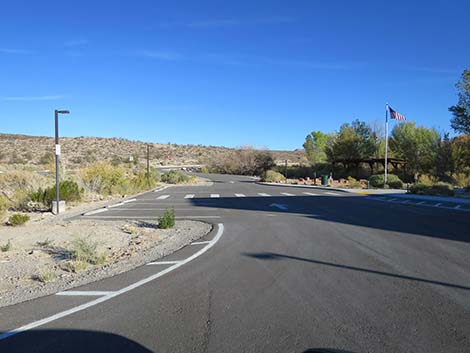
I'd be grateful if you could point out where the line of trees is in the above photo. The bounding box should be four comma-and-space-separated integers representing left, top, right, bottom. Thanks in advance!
303, 69, 470, 186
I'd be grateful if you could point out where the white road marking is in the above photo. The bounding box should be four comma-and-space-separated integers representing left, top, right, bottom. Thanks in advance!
434, 203, 442, 207
56, 291, 114, 296
154, 186, 169, 193
83, 208, 108, 216
235, 193, 245, 197
82, 215, 222, 219
389, 198, 399, 202
157, 195, 170, 200
325, 192, 340, 196
108, 202, 125, 208
229, 181, 235, 184
303, 192, 318, 196
191, 241, 211, 245
0, 224, 224, 341
146, 260, 182, 265
122, 199, 137, 204
367, 197, 470, 212
210, 194, 220, 198
184, 194, 195, 199
417, 201, 426, 205
401, 200, 410, 204
454, 205, 461, 209
270, 203, 288, 210
258, 193, 271, 197
281, 192, 294, 196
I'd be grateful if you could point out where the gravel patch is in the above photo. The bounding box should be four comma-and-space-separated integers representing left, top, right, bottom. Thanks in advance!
0, 219, 211, 308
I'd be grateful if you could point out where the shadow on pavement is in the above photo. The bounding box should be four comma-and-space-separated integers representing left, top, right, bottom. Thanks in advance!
190, 195, 470, 244
302, 349, 357, 353
0, 329, 152, 353
243, 252, 470, 291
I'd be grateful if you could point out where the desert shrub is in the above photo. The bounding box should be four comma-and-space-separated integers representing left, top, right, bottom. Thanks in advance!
261, 170, 286, 183
161, 170, 191, 184
369, 174, 403, 188
8, 213, 30, 226
0, 194, 10, 217
39, 152, 55, 165
200, 166, 209, 173
30, 180, 83, 207
34, 272, 57, 283
71, 238, 106, 265
409, 182, 454, 196
158, 208, 175, 229
1, 240, 12, 252
452, 173, 470, 189
80, 163, 128, 195
417, 174, 436, 186
347, 176, 362, 188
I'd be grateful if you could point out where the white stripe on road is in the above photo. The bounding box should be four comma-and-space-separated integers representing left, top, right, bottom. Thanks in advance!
122, 198, 136, 204
108, 202, 125, 208
157, 195, 170, 200
434, 203, 442, 207
83, 208, 108, 216
417, 201, 426, 205
258, 193, 271, 197
303, 192, 318, 196
325, 192, 340, 196
454, 205, 461, 209
210, 194, 220, 198
56, 291, 114, 297
184, 194, 195, 199
235, 193, 245, 197
82, 215, 222, 219
153, 186, 169, 193
146, 260, 182, 265
0, 224, 224, 341
281, 192, 294, 196
191, 241, 211, 245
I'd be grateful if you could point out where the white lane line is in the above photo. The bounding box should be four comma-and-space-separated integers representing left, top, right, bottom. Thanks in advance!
122, 198, 137, 204
184, 194, 195, 199
210, 194, 220, 198
0, 224, 224, 341
389, 198, 399, 202
258, 193, 271, 197
108, 202, 125, 208
325, 192, 340, 196
229, 181, 235, 184
191, 241, 211, 245
454, 205, 461, 209
270, 203, 288, 210
81, 215, 222, 219
417, 201, 426, 205
401, 200, 410, 204
235, 193, 245, 197
56, 291, 114, 297
281, 192, 294, 196
157, 195, 170, 200
303, 192, 318, 196
434, 203, 442, 207
146, 260, 182, 266
83, 208, 108, 216
154, 186, 169, 193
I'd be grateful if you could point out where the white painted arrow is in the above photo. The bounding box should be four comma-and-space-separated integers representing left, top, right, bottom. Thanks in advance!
270, 203, 288, 210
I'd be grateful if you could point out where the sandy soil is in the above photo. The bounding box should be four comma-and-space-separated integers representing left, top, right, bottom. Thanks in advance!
0, 218, 211, 307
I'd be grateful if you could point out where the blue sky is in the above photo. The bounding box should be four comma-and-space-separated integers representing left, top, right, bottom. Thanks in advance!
0, 0, 468, 150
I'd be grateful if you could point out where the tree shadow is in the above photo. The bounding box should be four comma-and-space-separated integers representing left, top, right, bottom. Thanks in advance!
243, 252, 470, 291
0, 329, 152, 353
189, 195, 470, 244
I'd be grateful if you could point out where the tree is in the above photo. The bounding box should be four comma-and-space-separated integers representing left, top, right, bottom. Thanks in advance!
303, 131, 328, 164
390, 122, 439, 175
434, 133, 454, 180
449, 69, 470, 134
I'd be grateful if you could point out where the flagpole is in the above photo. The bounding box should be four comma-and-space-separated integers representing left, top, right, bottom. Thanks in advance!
384, 103, 389, 187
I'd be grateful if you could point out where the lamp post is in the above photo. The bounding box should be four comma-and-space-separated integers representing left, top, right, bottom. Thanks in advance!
54, 109, 70, 214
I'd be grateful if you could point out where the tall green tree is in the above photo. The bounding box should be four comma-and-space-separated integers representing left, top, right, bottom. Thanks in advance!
390, 122, 439, 175
449, 69, 470, 134
303, 131, 329, 164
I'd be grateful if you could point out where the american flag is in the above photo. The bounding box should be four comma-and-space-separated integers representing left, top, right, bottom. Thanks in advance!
389, 106, 406, 121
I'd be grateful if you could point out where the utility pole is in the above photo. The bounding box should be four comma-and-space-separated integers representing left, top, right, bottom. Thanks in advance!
54, 109, 70, 215
384, 103, 389, 187
285, 159, 288, 179
146, 144, 150, 180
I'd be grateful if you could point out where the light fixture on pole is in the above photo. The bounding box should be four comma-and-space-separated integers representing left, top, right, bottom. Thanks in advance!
54, 109, 70, 215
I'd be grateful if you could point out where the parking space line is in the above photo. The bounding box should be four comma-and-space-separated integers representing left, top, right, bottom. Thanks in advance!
191, 241, 211, 245
235, 193, 245, 197
210, 194, 220, 198
146, 260, 182, 265
325, 192, 340, 196
184, 194, 195, 199
303, 192, 318, 196
281, 192, 294, 196
258, 193, 271, 197
157, 195, 170, 200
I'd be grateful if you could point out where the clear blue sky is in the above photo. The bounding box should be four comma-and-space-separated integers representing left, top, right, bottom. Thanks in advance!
1, 0, 468, 150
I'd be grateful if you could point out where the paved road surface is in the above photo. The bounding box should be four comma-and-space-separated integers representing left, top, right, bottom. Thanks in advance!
1, 173, 469, 353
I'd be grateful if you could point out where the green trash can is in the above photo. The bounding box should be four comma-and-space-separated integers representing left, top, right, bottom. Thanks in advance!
321, 175, 328, 186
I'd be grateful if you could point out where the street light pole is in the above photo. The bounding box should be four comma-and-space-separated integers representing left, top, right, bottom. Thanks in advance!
54, 109, 70, 214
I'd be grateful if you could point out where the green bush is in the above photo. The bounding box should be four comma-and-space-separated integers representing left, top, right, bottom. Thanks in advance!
347, 176, 362, 188
369, 174, 403, 189
0, 194, 10, 217
1, 240, 12, 252
71, 237, 106, 265
80, 163, 128, 195
261, 170, 286, 183
161, 170, 191, 184
130, 171, 160, 191
8, 213, 30, 226
158, 208, 175, 229
30, 180, 83, 207
409, 182, 454, 196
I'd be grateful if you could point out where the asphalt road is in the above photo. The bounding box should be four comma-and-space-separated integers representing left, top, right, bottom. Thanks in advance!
1, 173, 469, 353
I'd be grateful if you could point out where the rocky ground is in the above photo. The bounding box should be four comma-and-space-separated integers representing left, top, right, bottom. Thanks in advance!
0, 218, 211, 307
